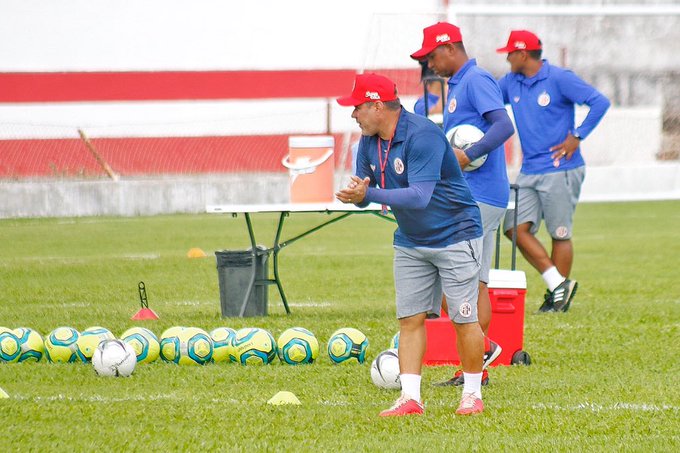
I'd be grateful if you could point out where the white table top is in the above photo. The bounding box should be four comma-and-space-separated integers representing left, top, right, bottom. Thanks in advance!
206, 202, 386, 214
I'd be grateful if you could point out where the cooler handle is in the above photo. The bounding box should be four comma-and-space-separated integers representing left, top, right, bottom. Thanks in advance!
281, 150, 334, 175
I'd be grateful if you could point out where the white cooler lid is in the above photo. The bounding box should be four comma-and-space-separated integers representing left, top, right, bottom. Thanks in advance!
488, 269, 527, 289
289, 136, 335, 148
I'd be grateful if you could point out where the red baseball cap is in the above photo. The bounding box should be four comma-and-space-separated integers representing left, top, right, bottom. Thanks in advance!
336, 73, 398, 107
496, 30, 542, 53
410, 22, 463, 60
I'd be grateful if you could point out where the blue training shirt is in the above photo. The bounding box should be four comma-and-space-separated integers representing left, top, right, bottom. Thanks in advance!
498, 60, 611, 174
443, 59, 510, 208
413, 92, 441, 117
355, 108, 482, 248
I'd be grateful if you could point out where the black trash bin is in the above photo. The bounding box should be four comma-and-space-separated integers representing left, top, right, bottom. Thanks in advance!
215, 248, 269, 317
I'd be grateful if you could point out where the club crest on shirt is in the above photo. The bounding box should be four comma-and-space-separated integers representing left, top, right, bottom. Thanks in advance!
370, 164, 376, 171
393, 158, 404, 175
537, 91, 551, 107
459, 302, 472, 318
448, 97, 457, 113
513, 96, 520, 103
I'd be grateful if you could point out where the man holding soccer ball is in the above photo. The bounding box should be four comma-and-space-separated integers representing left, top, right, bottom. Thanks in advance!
496, 30, 611, 312
335, 73, 486, 416
411, 22, 515, 387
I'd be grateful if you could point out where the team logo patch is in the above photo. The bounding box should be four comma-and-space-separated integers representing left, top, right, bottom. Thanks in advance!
393, 158, 404, 175
555, 226, 569, 238
459, 302, 473, 318
448, 97, 457, 113
370, 164, 376, 171
513, 96, 520, 103
436, 33, 450, 43
538, 91, 551, 107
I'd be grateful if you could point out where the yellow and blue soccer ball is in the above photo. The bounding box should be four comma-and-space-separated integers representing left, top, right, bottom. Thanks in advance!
327, 327, 369, 364
0, 327, 22, 363
389, 331, 400, 350
120, 327, 160, 363
44, 327, 81, 363
231, 327, 277, 365
13, 327, 45, 363
277, 327, 319, 365
159, 326, 185, 364
210, 327, 236, 363
77, 326, 115, 362
159, 326, 213, 365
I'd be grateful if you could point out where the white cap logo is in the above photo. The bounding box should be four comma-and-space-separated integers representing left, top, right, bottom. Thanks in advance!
514, 41, 527, 49
435, 33, 450, 43
365, 91, 380, 100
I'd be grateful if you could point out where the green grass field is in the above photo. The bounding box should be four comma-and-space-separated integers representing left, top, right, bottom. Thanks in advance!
1, 201, 679, 451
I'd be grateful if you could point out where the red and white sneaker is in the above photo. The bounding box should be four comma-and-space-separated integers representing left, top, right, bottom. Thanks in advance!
455, 392, 484, 415
379, 395, 424, 417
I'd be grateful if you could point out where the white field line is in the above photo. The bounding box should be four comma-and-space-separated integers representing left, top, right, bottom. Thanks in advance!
530, 402, 677, 412
8, 393, 677, 413
287, 302, 332, 308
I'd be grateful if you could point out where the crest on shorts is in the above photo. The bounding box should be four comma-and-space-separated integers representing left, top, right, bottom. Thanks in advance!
370, 164, 376, 171
537, 91, 551, 107
555, 226, 569, 238
513, 96, 520, 103
448, 97, 457, 113
393, 158, 404, 175
459, 302, 472, 318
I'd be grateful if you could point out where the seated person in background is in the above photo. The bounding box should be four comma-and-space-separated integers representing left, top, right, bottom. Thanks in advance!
413, 60, 447, 126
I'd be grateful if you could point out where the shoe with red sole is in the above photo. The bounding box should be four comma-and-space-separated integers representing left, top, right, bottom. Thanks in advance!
379, 395, 424, 417
455, 393, 484, 415
432, 369, 489, 387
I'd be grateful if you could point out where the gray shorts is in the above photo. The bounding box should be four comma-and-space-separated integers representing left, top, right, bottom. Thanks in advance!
503, 167, 585, 240
393, 237, 482, 324
478, 202, 506, 284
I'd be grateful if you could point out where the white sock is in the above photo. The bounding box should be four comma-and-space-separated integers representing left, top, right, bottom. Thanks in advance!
399, 374, 421, 402
542, 266, 566, 292
462, 372, 482, 399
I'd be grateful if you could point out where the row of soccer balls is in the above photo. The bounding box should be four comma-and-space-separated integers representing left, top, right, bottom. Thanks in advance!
0, 325, 390, 367
1, 325, 403, 388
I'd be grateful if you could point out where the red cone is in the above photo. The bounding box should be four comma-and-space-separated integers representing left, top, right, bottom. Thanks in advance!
131, 307, 159, 320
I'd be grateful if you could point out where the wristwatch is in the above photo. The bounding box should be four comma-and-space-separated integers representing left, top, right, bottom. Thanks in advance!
572, 130, 582, 140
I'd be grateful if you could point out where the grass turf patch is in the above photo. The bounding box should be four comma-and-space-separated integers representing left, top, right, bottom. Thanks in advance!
1, 201, 679, 451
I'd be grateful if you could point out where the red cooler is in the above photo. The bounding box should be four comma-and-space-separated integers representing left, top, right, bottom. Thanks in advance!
422, 269, 529, 366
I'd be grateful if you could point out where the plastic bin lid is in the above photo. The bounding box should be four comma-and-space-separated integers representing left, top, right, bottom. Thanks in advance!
289, 136, 335, 148
488, 269, 527, 289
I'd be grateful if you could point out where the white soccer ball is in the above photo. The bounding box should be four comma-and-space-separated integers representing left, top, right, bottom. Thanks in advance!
446, 124, 488, 171
370, 348, 401, 390
92, 339, 137, 377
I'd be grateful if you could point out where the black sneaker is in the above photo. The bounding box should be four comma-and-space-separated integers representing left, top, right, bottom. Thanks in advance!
482, 339, 502, 370
433, 369, 489, 387
551, 279, 578, 312
538, 289, 555, 312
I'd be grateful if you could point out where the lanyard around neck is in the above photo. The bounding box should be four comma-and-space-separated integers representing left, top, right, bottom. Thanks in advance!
377, 117, 399, 190
377, 136, 394, 190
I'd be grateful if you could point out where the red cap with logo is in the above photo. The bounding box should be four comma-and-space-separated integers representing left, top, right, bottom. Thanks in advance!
496, 30, 542, 53
410, 22, 463, 60
336, 73, 398, 107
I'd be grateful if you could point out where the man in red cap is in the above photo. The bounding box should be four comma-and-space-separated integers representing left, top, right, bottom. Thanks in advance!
496, 30, 610, 313
411, 22, 515, 392
335, 73, 485, 416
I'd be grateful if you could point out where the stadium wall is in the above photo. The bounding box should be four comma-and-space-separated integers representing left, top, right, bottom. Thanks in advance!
1, 0, 679, 218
